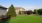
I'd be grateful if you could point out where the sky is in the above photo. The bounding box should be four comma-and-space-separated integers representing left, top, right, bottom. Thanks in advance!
0, 0, 42, 11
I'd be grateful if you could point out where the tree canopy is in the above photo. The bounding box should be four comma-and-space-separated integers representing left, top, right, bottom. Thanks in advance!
6, 4, 16, 17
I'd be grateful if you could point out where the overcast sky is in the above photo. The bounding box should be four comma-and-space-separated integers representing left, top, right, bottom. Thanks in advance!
0, 0, 42, 11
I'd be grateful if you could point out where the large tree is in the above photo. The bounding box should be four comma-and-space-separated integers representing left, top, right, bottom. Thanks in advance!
6, 4, 16, 17
38, 9, 42, 15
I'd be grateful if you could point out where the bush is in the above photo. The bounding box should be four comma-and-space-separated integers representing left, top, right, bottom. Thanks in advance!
0, 15, 10, 20
19, 11, 21, 14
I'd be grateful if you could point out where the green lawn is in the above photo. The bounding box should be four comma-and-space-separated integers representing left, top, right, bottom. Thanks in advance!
5, 14, 42, 23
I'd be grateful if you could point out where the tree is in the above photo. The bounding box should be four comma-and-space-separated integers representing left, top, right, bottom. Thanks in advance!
38, 9, 42, 15
27, 10, 33, 15
33, 9, 38, 14
6, 4, 16, 17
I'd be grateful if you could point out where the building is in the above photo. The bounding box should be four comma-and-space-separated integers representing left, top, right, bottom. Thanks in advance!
0, 5, 7, 16
15, 7, 25, 14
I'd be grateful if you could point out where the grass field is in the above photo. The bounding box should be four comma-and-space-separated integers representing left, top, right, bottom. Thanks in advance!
2, 14, 42, 23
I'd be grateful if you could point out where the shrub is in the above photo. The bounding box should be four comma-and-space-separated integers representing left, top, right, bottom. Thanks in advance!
19, 11, 21, 14
0, 15, 10, 20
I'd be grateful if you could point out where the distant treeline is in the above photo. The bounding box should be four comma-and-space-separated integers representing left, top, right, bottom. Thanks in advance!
19, 9, 42, 15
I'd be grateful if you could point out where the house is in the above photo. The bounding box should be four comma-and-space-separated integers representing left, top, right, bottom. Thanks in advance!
6, 7, 25, 14
15, 7, 25, 14
0, 5, 7, 16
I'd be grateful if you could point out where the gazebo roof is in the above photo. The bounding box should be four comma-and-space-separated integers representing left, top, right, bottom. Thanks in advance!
0, 5, 7, 9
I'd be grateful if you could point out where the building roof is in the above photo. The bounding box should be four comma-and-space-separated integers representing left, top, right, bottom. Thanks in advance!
15, 7, 25, 10
0, 5, 7, 9
15, 7, 22, 9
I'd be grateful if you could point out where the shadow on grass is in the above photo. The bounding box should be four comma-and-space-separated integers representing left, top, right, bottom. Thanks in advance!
0, 19, 10, 23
